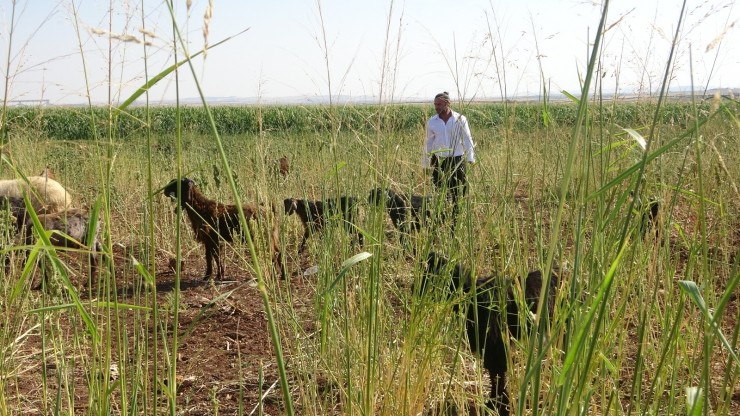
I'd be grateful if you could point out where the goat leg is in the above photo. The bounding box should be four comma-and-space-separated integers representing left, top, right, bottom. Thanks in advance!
298, 229, 310, 253
273, 251, 286, 280
354, 229, 364, 247
486, 358, 510, 416
87, 247, 99, 284
215, 245, 225, 280
204, 244, 215, 280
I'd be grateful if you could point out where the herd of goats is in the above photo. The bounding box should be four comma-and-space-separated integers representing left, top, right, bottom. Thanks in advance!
0, 161, 660, 415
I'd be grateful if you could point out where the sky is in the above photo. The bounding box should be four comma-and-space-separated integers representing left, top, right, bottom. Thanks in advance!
1, 0, 738, 105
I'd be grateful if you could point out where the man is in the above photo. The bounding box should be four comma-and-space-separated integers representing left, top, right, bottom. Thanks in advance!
423, 91, 475, 225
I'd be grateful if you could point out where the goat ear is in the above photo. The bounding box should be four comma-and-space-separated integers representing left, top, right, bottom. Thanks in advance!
285, 198, 296, 211
427, 252, 450, 274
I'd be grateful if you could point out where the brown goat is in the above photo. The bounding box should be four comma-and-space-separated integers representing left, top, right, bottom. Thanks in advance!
278, 156, 290, 178
39, 166, 55, 180
163, 177, 284, 281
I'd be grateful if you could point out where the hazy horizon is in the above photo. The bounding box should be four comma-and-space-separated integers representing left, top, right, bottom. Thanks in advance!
2, 1, 738, 106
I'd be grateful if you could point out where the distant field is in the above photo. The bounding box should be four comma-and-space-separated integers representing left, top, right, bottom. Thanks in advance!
2, 101, 707, 139
0, 99, 738, 415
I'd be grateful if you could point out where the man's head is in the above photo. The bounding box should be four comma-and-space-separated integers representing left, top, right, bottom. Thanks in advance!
433, 91, 451, 116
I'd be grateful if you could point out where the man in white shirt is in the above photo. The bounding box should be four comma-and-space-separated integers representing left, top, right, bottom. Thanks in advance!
423, 91, 475, 225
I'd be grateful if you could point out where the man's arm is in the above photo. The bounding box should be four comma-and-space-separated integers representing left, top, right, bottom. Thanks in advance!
423, 119, 435, 167
460, 116, 475, 163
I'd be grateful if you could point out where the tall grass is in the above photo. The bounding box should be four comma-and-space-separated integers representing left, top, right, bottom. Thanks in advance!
0, 1, 738, 416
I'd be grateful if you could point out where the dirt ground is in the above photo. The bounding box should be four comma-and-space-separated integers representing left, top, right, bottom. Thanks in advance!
5, 244, 314, 416
5, 235, 739, 416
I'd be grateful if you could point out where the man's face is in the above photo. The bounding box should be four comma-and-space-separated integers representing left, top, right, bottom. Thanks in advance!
434, 98, 449, 115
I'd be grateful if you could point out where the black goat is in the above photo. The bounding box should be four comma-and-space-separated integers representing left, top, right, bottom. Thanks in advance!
367, 187, 434, 243
283, 196, 363, 252
163, 178, 284, 281
2, 196, 31, 275
421, 252, 559, 416
638, 196, 660, 239
629, 191, 661, 240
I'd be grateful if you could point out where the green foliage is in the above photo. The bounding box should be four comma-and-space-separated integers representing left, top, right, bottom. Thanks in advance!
3, 101, 715, 140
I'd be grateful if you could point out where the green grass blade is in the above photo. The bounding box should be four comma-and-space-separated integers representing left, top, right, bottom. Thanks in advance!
586, 134, 684, 202
678, 280, 740, 366
323, 251, 373, 295
131, 256, 156, 287
117, 28, 249, 112
685, 386, 704, 416
558, 241, 627, 386
23, 194, 99, 345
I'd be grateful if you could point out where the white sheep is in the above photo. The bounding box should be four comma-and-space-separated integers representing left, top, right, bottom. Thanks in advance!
0, 176, 72, 214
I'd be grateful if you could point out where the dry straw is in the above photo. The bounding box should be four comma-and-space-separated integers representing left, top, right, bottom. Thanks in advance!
203, 0, 214, 58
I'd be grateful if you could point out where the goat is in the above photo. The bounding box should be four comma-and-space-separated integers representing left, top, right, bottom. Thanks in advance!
1, 196, 28, 274
39, 166, 56, 180
638, 196, 660, 239
420, 252, 559, 416
0, 195, 28, 232
629, 191, 661, 240
162, 177, 284, 281
278, 156, 290, 178
367, 187, 434, 244
9, 204, 102, 290
283, 196, 363, 252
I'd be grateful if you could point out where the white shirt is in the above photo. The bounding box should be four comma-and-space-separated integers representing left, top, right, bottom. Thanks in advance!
423, 110, 475, 167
